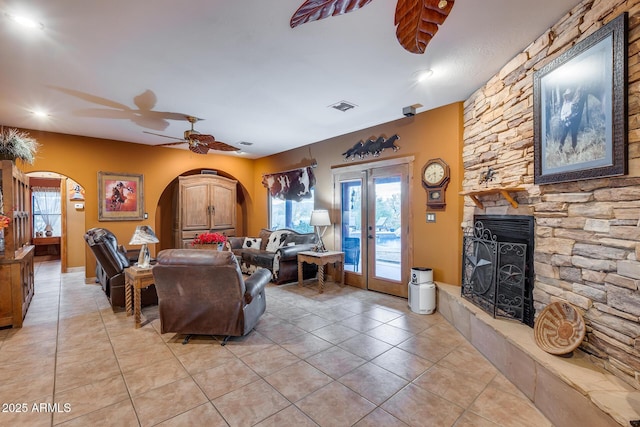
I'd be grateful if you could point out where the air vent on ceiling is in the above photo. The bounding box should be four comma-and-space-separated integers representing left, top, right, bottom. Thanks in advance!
329, 100, 357, 112
239, 141, 253, 146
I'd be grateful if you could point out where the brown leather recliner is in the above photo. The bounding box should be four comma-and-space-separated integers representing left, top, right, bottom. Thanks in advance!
152, 249, 271, 344
83, 227, 157, 308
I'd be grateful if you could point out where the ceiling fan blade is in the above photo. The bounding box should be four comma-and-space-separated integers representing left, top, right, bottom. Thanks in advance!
189, 143, 210, 154
190, 133, 239, 152
157, 141, 188, 147
206, 141, 240, 152
395, 0, 455, 54
143, 130, 185, 141
290, 0, 373, 28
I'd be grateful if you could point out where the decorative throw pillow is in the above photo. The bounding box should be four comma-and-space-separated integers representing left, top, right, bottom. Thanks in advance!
265, 230, 289, 252
242, 237, 262, 249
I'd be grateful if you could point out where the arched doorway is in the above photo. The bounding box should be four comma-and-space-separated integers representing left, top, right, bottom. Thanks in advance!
155, 168, 250, 251
26, 171, 87, 273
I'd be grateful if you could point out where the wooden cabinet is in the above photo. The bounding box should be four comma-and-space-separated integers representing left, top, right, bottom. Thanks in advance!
174, 175, 237, 248
0, 160, 34, 328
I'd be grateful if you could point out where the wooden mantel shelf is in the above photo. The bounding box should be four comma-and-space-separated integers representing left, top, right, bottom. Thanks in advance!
460, 187, 525, 209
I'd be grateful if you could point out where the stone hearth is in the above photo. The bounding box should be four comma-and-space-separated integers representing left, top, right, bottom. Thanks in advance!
437, 282, 639, 427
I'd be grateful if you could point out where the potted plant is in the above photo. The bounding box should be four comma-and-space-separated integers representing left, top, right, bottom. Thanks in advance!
191, 232, 228, 250
0, 127, 39, 164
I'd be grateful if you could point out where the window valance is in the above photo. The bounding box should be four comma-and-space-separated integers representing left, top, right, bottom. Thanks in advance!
262, 166, 316, 201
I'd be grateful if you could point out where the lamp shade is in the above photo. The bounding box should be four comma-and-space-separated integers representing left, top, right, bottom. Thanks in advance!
129, 225, 159, 245
310, 210, 331, 227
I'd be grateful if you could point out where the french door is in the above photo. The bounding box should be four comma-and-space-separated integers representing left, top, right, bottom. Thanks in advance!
333, 159, 411, 297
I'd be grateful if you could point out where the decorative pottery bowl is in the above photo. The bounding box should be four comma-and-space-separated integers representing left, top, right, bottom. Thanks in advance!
534, 301, 586, 355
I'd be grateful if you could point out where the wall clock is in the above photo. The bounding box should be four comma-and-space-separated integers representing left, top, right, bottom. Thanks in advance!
421, 158, 450, 209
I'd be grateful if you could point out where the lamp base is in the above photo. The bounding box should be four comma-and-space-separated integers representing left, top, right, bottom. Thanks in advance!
137, 244, 151, 268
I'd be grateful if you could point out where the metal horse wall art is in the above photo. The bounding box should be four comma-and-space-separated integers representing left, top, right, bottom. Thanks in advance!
342, 134, 400, 161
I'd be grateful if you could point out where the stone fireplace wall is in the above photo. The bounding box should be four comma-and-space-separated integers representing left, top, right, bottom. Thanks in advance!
462, 0, 640, 388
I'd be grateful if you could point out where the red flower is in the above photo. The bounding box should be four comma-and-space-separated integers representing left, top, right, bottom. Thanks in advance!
191, 232, 227, 246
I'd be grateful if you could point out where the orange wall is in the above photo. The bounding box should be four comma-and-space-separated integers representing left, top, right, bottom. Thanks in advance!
255, 102, 464, 285
20, 130, 257, 279
16, 101, 463, 285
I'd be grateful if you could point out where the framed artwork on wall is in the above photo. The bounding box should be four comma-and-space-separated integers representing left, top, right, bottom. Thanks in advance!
98, 171, 144, 221
533, 12, 627, 185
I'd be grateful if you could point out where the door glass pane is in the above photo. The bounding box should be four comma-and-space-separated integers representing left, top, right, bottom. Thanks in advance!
373, 176, 401, 281
341, 181, 361, 273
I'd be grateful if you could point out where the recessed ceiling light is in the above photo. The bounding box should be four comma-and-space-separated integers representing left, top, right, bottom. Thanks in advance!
31, 110, 49, 118
415, 69, 434, 83
5, 13, 44, 30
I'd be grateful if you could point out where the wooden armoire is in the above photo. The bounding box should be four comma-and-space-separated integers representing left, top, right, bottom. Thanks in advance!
0, 160, 34, 328
173, 174, 237, 248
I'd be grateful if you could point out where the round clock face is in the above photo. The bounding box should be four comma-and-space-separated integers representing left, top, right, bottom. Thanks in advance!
424, 162, 445, 185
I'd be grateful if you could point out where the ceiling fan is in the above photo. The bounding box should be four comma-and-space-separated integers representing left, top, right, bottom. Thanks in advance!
290, 0, 455, 54
144, 116, 239, 154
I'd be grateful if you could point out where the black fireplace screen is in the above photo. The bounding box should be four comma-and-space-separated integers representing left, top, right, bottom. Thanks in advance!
462, 219, 530, 324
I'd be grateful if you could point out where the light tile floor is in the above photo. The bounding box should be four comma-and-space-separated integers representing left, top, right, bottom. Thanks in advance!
0, 261, 554, 426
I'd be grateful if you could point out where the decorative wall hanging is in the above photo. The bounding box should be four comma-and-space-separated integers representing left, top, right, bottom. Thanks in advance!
290, 0, 455, 55
533, 12, 627, 185
98, 171, 144, 221
342, 134, 400, 161
262, 165, 316, 201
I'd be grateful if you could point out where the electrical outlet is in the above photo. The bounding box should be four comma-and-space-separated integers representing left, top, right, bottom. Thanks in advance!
144, 212, 148, 219
426, 213, 436, 222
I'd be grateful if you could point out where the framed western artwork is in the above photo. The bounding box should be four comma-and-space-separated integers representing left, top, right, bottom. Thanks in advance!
533, 13, 627, 185
98, 171, 144, 221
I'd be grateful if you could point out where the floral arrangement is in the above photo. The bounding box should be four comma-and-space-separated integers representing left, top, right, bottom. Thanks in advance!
0, 214, 9, 229
191, 232, 227, 246
0, 127, 40, 164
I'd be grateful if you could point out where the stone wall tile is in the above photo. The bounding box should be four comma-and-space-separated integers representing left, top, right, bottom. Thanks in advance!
573, 283, 608, 303
571, 255, 617, 272
574, 243, 627, 260
586, 309, 640, 338
606, 284, 640, 316
605, 273, 640, 290
583, 219, 610, 233
618, 260, 640, 279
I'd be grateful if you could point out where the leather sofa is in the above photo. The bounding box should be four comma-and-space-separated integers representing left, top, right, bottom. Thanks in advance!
83, 227, 157, 308
228, 228, 318, 284
151, 249, 271, 343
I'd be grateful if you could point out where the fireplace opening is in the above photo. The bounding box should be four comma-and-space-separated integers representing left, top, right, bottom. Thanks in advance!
462, 215, 535, 327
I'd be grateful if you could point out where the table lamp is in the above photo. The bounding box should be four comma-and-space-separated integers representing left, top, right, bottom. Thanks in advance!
129, 225, 159, 268
310, 209, 331, 252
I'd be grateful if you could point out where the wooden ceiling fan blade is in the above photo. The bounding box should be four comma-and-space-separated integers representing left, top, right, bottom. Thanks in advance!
143, 130, 185, 141
157, 141, 188, 147
290, 0, 374, 28
189, 144, 210, 154
394, 0, 454, 54
206, 141, 240, 152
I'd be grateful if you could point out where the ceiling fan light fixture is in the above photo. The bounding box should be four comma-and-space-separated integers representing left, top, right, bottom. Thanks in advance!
438, 0, 448, 9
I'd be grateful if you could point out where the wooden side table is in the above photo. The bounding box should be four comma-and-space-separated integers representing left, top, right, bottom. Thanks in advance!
297, 250, 345, 293
124, 265, 155, 328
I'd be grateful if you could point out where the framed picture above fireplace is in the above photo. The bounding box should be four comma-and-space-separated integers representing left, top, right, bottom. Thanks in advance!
533, 12, 627, 185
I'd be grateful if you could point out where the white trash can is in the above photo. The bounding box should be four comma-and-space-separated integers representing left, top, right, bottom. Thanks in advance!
408, 267, 436, 314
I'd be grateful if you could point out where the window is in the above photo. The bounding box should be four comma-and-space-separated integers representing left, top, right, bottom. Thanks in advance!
269, 190, 314, 233
32, 187, 61, 237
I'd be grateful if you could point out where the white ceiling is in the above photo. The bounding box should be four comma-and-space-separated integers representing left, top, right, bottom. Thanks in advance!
0, 0, 582, 159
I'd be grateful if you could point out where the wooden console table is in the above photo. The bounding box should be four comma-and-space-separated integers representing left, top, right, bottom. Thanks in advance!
124, 265, 155, 328
297, 250, 344, 293
33, 236, 61, 258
